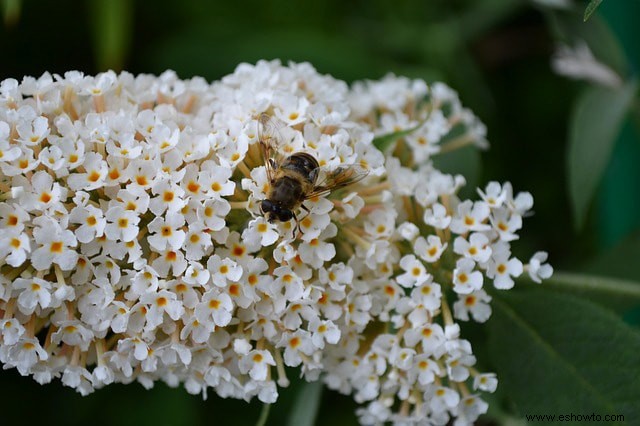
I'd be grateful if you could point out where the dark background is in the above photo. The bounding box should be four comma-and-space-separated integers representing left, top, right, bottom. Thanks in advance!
1, 0, 639, 424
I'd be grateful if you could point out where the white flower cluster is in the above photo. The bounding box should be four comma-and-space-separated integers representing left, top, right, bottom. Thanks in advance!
0, 61, 551, 425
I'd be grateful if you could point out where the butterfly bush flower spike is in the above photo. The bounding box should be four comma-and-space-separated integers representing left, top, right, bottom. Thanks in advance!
0, 62, 551, 425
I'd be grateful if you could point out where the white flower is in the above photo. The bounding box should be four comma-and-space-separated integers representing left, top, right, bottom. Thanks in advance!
31, 216, 78, 271
207, 254, 243, 287
238, 349, 276, 381
67, 152, 108, 190
13, 277, 52, 314
450, 200, 491, 234
104, 206, 140, 242
242, 217, 279, 247
552, 41, 622, 88
454, 233, 492, 263
0, 231, 31, 266
147, 212, 186, 251
453, 290, 492, 322
69, 202, 106, 244
528, 251, 553, 283
452, 258, 483, 294
487, 243, 523, 290
195, 289, 234, 327
397, 254, 430, 288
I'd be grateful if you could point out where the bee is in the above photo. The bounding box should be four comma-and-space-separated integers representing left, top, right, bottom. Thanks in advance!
258, 114, 368, 236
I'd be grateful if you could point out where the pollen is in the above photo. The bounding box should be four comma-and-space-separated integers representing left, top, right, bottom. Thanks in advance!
69, 154, 79, 163
498, 222, 508, 232
289, 337, 301, 348
282, 274, 293, 283
208, 299, 221, 309
384, 285, 395, 296
219, 265, 229, 274
163, 191, 174, 202
109, 169, 120, 180
436, 389, 446, 397
204, 206, 213, 217
19, 159, 29, 169
136, 175, 148, 185
421, 286, 431, 295
257, 223, 268, 233
376, 225, 386, 234
418, 360, 429, 370
118, 218, 129, 228
176, 283, 187, 292
289, 112, 299, 121
22, 342, 35, 350
239, 271, 256, 287
468, 246, 478, 255
88, 170, 101, 182
39, 192, 52, 203
422, 328, 433, 337
125, 201, 137, 211
233, 245, 245, 257
497, 264, 507, 274
87, 216, 97, 226
190, 234, 200, 243
144, 271, 153, 280
458, 273, 468, 283
187, 181, 200, 193
156, 297, 168, 307
252, 353, 264, 363
50, 241, 63, 253
64, 325, 77, 333
317, 324, 327, 333
161, 226, 172, 236
412, 267, 422, 276
231, 153, 240, 162
211, 182, 222, 192
465, 295, 476, 306
166, 251, 177, 261
464, 216, 474, 226
417, 136, 427, 145
7, 215, 18, 226
229, 284, 240, 296
301, 217, 312, 228
31, 283, 41, 291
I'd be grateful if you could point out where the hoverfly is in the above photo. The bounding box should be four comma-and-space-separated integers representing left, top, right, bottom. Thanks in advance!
258, 114, 368, 236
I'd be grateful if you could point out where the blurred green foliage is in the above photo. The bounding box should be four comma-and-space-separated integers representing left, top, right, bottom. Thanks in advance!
2, 0, 640, 425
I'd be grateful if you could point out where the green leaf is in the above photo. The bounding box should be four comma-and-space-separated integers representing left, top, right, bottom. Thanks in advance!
89, 0, 133, 71
583, 231, 640, 282
519, 270, 640, 312
488, 289, 640, 421
568, 81, 637, 230
1, 0, 21, 27
287, 380, 323, 426
372, 123, 423, 152
584, 0, 604, 22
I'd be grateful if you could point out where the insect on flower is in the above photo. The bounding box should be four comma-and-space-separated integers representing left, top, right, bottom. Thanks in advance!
258, 114, 368, 237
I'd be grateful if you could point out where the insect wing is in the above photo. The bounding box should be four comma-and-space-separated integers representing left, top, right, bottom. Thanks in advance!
306, 163, 369, 199
258, 114, 287, 182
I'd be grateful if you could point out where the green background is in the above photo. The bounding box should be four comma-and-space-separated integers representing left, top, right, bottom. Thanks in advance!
1, 0, 639, 424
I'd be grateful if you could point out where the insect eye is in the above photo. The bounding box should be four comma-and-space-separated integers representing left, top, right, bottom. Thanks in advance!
280, 210, 293, 221
261, 199, 274, 213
